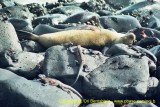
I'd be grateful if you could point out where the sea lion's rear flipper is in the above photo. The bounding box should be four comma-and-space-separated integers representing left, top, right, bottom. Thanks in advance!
16, 30, 39, 41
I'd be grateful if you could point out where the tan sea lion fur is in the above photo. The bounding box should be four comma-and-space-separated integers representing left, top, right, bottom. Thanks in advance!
17, 26, 136, 48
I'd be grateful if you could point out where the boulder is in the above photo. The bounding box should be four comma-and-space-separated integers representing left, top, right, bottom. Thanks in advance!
83, 55, 151, 99
20, 40, 45, 52
0, 20, 22, 53
50, 6, 85, 16
33, 24, 63, 35
32, 14, 68, 28
0, 0, 15, 7
42, 45, 107, 85
103, 44, 157, 69
105, 0, 144, 8
0, 51, 44, 79
9, 18, 33, 32
0, 68, 81, 107
63, 12, 100, 26
141, 15, 160, 29
26, 3, 47, 17
116, 1, 160, 20
0, 5, 34, 20
99, 15, 141, 32
80, 0, 106, 12
149, 45, 160, 66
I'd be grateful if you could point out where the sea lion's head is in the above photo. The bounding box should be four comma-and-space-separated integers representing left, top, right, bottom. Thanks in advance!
120, 33, 136, 45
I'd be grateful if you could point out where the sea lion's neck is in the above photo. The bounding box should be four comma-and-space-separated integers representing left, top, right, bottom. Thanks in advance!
102, 29, 125, 45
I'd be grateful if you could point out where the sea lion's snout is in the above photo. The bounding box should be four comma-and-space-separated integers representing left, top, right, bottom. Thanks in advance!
124, 33, 137, 45
133, 39, 137, 44
130, 33, 137, 44
128, 33, 136, 40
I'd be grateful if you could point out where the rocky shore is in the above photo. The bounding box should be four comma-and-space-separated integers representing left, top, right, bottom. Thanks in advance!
0, 0, 160, 107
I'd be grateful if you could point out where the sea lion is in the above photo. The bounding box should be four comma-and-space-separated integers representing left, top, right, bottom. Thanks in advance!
17, 26, 136, 50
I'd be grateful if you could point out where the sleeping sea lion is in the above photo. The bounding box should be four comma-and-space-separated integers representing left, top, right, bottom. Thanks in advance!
17, 26, 136, 50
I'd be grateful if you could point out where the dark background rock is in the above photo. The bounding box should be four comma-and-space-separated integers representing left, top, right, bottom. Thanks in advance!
97, 10, 112, 16
131, 27, 160, 41
105, 0, 144, 8
155, 67, 160, 79
52, 23, 79, 29
0, 68, 81, 107
80, 0, 106, 12
63, 1, 81, 7
135, 37, 160, 49
0, 5, 34, 20
26, 3, 47, 17
141, 15, 160, 29
0, 0, 15, 7
116, 1, 160, 21
63, 12, 100, 26
50, 6, 85, 16
13, 0, 58, 5
99, 15, 141, 32
32, 14, 68, 28
156, 82, 160, 106
9, 18, 33, 32
33, 24, 63, 35
149, 45, 160, 67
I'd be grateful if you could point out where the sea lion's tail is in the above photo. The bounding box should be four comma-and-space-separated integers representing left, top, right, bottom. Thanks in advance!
16, 30, 39, 41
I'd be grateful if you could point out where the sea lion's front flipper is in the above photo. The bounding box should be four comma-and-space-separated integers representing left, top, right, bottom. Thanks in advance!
16, 30, 39, 41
